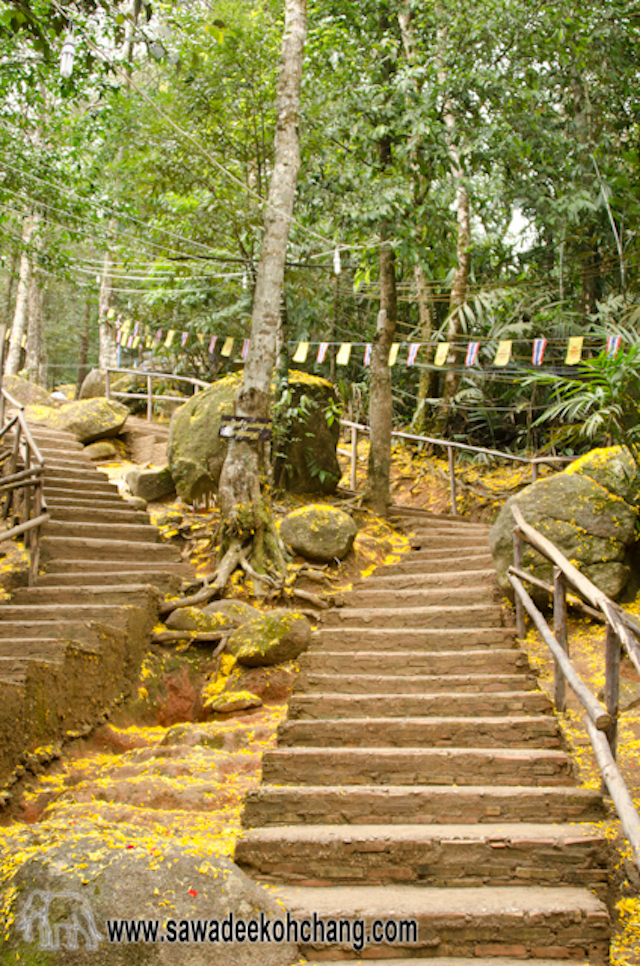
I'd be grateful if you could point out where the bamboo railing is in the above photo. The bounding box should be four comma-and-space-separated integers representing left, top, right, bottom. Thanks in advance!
340, 419, 572, 514
104, 367, 209, 421
508, 502, 640, 871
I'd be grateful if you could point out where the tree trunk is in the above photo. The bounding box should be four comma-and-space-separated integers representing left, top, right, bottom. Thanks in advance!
6, 214, 37, 376
413, 262, 437, 433
76, 296, 92, 397
25, 268, 43, 383
98, 224, 118, 369
364, 236, 397, 515
2, 249, 19, 329
217, 0, 306, 578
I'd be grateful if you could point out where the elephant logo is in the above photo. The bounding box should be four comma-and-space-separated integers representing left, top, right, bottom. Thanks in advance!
16, 889, 103, 950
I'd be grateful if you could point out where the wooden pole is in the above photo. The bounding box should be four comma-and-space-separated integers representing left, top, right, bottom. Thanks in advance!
531, 460, 538, 482
605, 623, 621, 758
448, 445, 457, 515
147, 374, 153, 422
513, 530, 526, 638
350, 424, 357, 491
105, 368, 111, 400
553, 566, 568, 713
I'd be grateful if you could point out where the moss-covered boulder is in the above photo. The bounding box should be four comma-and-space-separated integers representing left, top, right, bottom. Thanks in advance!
164, 606, 221, 633
84, 439, 125, 461
202, 599, 262, 630
26, 398, 129, 443
227, 610, 311, 667
167, 370, 341, 503
78, 368, 107, 399
3, 374, 56, 408
125, 465, 176, 502
279, 504, 357, 562
205, 690, 263, 713
490, 447, 639, 601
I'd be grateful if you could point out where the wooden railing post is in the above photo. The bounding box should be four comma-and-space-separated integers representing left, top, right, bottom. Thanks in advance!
605, 623, 621, 758
553, 566, 568, 713
531, 459, 538, 483
350, 425, 358, 491
105, 369, 111, 400
147, 374, 153, 422
513, 527, 526, 638
448, 446, 457, 516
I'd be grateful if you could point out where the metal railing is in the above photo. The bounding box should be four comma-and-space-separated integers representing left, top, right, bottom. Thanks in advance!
508, 502, 640, 871
340, 419, 572, 514
0, 389, 49, 585
104, 367, 210, 421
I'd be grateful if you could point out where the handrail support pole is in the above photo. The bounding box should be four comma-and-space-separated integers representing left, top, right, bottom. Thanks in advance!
448, 446, 457, 516
350, 425, 358, 491
605, 623, 621, 759
553, 566, 568, 713
513, 527, 526, 638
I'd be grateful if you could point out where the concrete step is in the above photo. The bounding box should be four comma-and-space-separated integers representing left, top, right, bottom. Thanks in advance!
309, 960, 596, 966
310, 627, 517, 651
236, 822, 610, 892
241, 784, 607, 829
44, 466, 113, 484
262, 747, 576, 787
34, 441, 85, 455
360, 569, 496, 590
48, 505, 150, 525
396, 546, 492, 562
280, 714, 560, 750
300, 649, 529, 677
299, 672, 538, 695
11, 584, 161, 609
42, 519, 159, 544
40, 535, 182, 564
44, 490, 126, 508
42, 459, 108, 475
0, 621, 123, 648
321, 603, 505, 630
342, 585, 498, 609
35, 570, 182, 595
380, 554, 494, 576
287, 691, 553, 722
407, 535, 489, 550
42, 558, 192, 577
271, 884, 609, 961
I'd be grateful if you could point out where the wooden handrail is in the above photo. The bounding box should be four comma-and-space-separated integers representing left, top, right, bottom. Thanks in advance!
509, 503, 640, 874
104, 366, 209, 422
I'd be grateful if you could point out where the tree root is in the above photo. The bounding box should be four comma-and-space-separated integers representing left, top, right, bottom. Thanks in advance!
159, 541, 244, 615
151, 630, 226, 645
239, 553, 283, 590
290, 588, 329, 609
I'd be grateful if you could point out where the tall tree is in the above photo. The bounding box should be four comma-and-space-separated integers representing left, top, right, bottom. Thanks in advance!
216, 0, 307, 585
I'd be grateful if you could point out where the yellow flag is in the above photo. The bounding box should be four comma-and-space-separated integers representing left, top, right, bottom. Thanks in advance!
120, 318, 132, 338
132, 335, 140, 349
387, 343, 400, 366
221, 337, 234, 357
164, 329, 175, 348
20, 333, 27, 348
292, 342, 309, 363
566, 336, 583, 365
197, 333, 205, 345
493, 340, 512, 366
336, 343, 352, 366
434, 342, 449, 367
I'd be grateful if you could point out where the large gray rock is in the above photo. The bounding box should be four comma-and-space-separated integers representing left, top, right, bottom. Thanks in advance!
3, 374, 56, 408
5, 831, 297, 965
279, 504, 357, 563
26, 398, 130, 444
126, 466, 176, 502
78, 368, 107, 399
167, 370, 341, 503
227, 610, 311, 667
490, 447, 639, 601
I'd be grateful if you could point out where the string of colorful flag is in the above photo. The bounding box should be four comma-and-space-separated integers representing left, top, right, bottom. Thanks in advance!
112, 318, 624, 368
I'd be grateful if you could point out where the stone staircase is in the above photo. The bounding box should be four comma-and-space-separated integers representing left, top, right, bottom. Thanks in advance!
236, 511, 612, 964
0, 422, 190, 788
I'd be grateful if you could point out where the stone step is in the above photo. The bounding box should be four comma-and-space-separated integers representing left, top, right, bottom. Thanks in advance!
236, 822, 609, 892
262, 747, 575, 787
43, 490, 128, 508
310, 960, 595, 966
310, 627, 517, 651
271, 884, 609, 961
35, 570, 182, 595
43, 478, 119, 495
42, 458, 107, 475
406, 527, 491, 541
0, 603, 149, 638
34, 441, 85, 455
397, 546, 492, 562
48, 505, 150, 525
361, 569, 496, 590
280, 714, 560, 750
380, 554, 494, 576
342, 585, 497, 609
0, 639, 71, 662
42, 519, 159, 544
321, 603, 505, 630
241, 784, 606, 829
0, 621, 123, 648
42, 557, 192, 577
287, 692, 553, 722
407, 535, 489, 550
300, 649, 528, 677
299, 672, 538, 695
11, 584, 161, 609
40, 535, 182, 564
